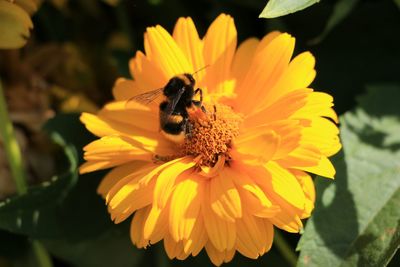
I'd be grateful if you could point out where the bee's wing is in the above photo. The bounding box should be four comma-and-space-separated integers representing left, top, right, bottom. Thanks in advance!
160, 87, 186, 128
128, 88, 163, 105
164, 86, 186, 115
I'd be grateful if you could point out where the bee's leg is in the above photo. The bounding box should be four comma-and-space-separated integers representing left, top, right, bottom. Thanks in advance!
194, 88, 203, 102
192, 100, 201, 107
193, 88, 208, 113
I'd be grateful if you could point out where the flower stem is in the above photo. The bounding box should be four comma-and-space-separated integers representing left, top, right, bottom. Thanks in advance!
274, 230, 298, 267
0, 79, 27, 195
0, 80, 53, 267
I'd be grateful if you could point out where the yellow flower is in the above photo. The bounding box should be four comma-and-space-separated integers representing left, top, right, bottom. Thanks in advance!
80, 14, 341, 265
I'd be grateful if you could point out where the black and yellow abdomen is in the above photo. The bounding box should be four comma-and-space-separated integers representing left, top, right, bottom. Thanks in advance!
159, 100, 187, 143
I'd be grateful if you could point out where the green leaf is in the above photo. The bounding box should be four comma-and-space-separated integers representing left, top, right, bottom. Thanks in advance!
0, 0, 33, 49
39, 114, 113, 241
259, 0, 319, 18
297, 85, 400, 267
0, 131, 78, 237
309, 0, 360, 44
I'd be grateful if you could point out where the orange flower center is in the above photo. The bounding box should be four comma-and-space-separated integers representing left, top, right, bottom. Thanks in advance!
181, 103, 242, 167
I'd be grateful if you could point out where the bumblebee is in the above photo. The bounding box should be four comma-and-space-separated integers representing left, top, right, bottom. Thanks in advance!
131, 73, 206, 143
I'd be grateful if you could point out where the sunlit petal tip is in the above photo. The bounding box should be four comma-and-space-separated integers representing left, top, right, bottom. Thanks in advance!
145, 24, 192, 77
259, 30, 282, 47
299, 51, 316, 66
79, 112, 91, 125
78, 161, 93, 174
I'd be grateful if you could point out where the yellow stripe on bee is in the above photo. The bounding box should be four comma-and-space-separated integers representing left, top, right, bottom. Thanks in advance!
167, 114, 184, 123
176, 74, 191, 86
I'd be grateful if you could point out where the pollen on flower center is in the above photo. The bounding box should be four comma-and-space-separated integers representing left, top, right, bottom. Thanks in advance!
181, 103, 242, 167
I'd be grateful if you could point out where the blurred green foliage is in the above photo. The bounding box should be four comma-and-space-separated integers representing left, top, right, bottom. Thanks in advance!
298, 85, 400, 267
0, 0, 399, 266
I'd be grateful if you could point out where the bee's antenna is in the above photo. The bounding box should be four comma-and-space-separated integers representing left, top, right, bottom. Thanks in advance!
192, 65, 210, 76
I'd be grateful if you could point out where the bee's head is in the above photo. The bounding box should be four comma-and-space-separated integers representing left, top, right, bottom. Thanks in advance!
164, 76, 186, 98
183, 73, 196, 87
164, 74, 195, 98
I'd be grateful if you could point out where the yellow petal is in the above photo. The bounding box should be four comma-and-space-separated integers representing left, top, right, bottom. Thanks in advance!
235, 212, 273, 258
112, 78, 138, 101
205, 242, 235, 266
143, 205, 161, 240
264, 161, 306, 210
269, 207, 303, 233
236, 33, 295, 114
259, 219, 274, 254
154, 157, 196, 209
169, 175, 202, 242
129, 50, 166, 94
80, 112, 121, 137
296, 170, 315, 203
80, 136, 152, 173
112, 180, 156, 224
107, 166, 156, 214
82, 136, 149, 160
301, 117, 341, 156
164, 234, 185, 260
246, 165, 304, 232
107, 158, 184, 206
143, 203, 169, 243
130, 206, 151, 248
164, 234, 178, 259
202, 14, 237, 95
182, 215, 207, 256
292, 91, 339, 123
210, 169, 242, 222
145, 25, 192, 79
81, 112, 159, 142
234, 130, 280, 165
230, 164, 280, 218
173, 17, 205, 82
277, 143, 322, 168
254, 31, 281, 54
291, 170, 315, 218
79, 161, 118, 175
99, 101, 158, 133
295, 155, 336, 179
202, 181, 236, 251
243, 89, 311, 127
268, 120, 303, 159
97, 161, 149, 198
176, 245, 190, 260
238, 120, 304, 161
263, 51, 316, 106
231, 37, 259, 88
80, 113, 174, 156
